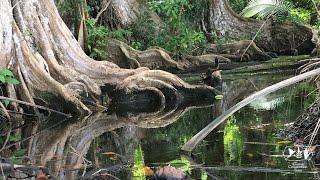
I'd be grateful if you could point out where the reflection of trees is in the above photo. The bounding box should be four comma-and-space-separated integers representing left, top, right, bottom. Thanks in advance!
212, 78, 259, 117
27, 100, 214, 179
223, 115, 244, 165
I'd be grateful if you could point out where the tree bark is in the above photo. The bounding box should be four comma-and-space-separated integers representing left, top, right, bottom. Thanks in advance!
0, 0, 217, 116
108, 0, 162, 27
206, 0, 317, 55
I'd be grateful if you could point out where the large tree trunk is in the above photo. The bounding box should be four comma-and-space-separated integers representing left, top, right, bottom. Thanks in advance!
109, 0, 162, 26
0, 0, 217, 116
206, 0, 317, 55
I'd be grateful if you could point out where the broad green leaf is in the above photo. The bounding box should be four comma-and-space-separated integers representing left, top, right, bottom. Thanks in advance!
0, 69, 13, 76
23, 30, 30, 37
240, 0, 293, 18
2, 100, 10, 107
13, 148, 27, 157
5, 77, 20, 85
9, 135, 19, 142
0, 75, 5, 83
100, 53, 107, 59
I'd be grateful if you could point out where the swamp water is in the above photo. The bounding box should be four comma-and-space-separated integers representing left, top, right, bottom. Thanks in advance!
86, 74, 319, 179
1, 73, 319, 180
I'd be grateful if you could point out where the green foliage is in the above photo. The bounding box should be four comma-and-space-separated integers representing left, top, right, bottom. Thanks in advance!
148, 0, 192, 31
133, 0, 207, 55
129, 12, 157, 50
133, 144, 146, 180
0, 69, 19, 85
228, 0, 250, 13
287, 8, 311, 24
223, 115, 244, 165
151, 27, 206, 55
86, 18, 132, 60
0, 69, 19, 107
241, 0, 293, 18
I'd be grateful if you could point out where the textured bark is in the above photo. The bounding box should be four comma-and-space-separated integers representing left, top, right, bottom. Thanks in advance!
105, 38, 232, 70
204, 40, 271, 61
206, 0, 317, 55
0, 0, 217, 117
207, 0, 269, 40
109, 0, 162, 26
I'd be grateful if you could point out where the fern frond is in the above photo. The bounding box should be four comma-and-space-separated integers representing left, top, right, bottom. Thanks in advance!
240, 0, 293, 18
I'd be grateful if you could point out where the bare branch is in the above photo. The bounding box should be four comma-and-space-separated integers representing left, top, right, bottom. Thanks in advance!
95, 0, 112, 22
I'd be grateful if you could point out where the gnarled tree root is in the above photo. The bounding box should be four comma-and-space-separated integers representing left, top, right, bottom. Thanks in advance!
0, 0, 218, 119
104, 38, 231, 70
204, 40, 272, 62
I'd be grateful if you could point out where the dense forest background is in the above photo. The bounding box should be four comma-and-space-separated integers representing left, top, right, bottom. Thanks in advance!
54, 0, 320, 60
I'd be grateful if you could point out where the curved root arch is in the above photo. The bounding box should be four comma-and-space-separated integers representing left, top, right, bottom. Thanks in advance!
0, 0, 217, 116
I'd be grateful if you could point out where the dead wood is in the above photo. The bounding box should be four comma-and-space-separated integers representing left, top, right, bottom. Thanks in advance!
105, 38, 233, 71
206, 0, 318, 56
204, 40, 272, 61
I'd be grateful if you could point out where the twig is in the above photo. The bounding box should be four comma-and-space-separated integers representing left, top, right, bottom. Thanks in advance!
1, 116, 69, 150
70, 146, 92, 177
12, 0, 24, 10
95, 0, 112, 22
0, 96, 72, 117
0, 103, 12, 152
91, 170, 121, 180
240, 14, 272, 61
0, 160, 6, 180
308, 118, 320, 147
312, 0, 320, 17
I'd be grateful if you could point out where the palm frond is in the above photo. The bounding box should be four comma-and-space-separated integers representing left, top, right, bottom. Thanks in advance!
240, 0, 293, 18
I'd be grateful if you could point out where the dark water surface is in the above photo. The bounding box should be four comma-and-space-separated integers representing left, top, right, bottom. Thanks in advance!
90, 73, 320, 180
1, 73, 319, 180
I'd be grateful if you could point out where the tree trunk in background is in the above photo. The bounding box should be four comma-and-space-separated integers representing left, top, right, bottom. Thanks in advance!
207, 0, 270, 40
0, 0, 217, 116
107, 0, 162, 27
206, 0, 316, 55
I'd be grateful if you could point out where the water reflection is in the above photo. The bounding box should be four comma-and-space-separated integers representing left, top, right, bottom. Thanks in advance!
1, 74, 318, 179
88, 74, 318, 179
23, 95, 216, 179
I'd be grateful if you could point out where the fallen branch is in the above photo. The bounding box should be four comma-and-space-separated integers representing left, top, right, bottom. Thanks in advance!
181, 67, 320, 152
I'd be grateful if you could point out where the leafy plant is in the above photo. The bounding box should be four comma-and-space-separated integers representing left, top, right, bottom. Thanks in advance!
0, 69, 19, 85
142, 0, 207, 55
0, 69, 19, 107
288, 8, 311, 24
228, 0, 250, 13
240, 0, 293, 18
86, 18, 132, 60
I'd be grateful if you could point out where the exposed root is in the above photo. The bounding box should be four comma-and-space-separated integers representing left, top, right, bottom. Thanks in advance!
105, 38, 181, 70
0, 0, 219, 116
204, 40, 271, 61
